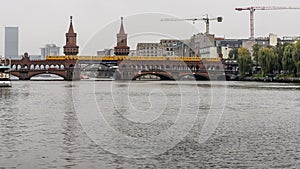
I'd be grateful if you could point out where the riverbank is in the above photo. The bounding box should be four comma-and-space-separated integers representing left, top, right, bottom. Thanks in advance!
240, 76, 300, 83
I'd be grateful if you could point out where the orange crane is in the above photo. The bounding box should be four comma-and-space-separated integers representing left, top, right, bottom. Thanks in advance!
161, 15, 223, 34
235, 6, 300, 39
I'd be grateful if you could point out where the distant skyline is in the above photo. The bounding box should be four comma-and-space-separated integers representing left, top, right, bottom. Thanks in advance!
1, 0, 300, 55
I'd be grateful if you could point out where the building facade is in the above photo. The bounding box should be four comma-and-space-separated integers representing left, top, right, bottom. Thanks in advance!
41, 44, 60, 59
4, 26, 19, 59
97, 48, 114, 56
190, 33, 216, 57
160, 39, 181, 56
136, 43, 161, 56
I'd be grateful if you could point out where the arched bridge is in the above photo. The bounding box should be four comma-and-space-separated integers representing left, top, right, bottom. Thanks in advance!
45, 55, 235, 81
10, 53, 80, 80
116, 58, 227, 81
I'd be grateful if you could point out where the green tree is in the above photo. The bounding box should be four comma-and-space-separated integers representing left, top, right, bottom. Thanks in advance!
296, 61, 300, 77
258, 47, 276, 76
228, 48, 238, 60
238, 47, 252, 77
292, 40, 300, 76
282, 44, 294, 74
252, 43, 260, 69
273, 43, 286, 74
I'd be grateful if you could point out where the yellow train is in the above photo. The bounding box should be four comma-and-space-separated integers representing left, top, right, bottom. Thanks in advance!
46, 56, 221, 62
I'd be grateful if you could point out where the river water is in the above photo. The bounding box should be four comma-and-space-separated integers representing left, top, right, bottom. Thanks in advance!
0, 80, 299, 169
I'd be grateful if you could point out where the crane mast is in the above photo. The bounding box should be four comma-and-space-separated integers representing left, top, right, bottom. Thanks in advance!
235, 6, 300, 40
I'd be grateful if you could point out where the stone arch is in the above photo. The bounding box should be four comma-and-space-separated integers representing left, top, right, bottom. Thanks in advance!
11, 65, 16, 70
29, 72, 66, 80
205, 65, 210, 70
30, 64, 35, 70
173, 65, 177, 70
133, 72, 174, 81
179, 73, 209, 81
166, 65, 171, 70
35, 65, 40, 70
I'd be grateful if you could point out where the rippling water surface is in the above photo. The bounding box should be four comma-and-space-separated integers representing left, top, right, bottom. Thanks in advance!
0, 81, 299, 168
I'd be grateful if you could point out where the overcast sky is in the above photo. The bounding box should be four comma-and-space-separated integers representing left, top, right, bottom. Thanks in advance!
1, 0, 300, 55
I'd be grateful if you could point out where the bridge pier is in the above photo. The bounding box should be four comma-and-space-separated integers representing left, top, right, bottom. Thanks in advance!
65, 67, 81, 81
18, 69, 30, 80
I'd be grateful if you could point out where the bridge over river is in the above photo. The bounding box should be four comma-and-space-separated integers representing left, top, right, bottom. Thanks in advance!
46, 55, 234, 80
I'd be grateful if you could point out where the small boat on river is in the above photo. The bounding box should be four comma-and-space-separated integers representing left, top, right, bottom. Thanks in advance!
0, 59, 12, 87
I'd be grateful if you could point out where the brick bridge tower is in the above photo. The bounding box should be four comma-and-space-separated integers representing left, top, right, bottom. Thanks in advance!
114, 17, 130, 56
64, 16, 79, 55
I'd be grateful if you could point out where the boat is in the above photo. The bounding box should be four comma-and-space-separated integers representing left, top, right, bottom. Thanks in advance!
0, 59, 12, 87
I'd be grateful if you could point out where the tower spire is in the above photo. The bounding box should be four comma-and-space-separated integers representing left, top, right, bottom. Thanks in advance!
119, 17, 125, 34
64, 16, 79, 55
68, 16, 74, 34
114, 17, 130, 56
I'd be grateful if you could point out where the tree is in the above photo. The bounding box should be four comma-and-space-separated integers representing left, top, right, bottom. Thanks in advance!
228, 48, 238, 60
296, 61, 300, 77
282, 44, 294, 74
258, 47, 276, 76
238, 47, 252, 77
292, 40, 300, 76
252, 43, 260, 69
273, 43, 286, 74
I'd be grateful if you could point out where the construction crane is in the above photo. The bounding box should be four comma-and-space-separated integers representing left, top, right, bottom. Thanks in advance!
161, 14, 223, 34
235, 6, 300, 39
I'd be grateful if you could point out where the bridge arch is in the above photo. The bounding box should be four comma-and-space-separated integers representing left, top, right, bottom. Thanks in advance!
11, 65, 16, 70
133, 72, 174, 80
35, 65, 40, 70
179, 73, 209, 81
28, 72, 66, 80
30, 64, 34, 70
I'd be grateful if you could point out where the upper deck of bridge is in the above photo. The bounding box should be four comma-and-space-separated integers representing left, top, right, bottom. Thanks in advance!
46, 56, 222, 62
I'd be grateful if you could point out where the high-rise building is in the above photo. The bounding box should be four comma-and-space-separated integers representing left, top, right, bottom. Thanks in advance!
41, 44, 60, 59
4, 26, 19, 59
